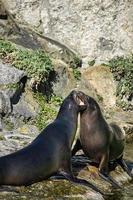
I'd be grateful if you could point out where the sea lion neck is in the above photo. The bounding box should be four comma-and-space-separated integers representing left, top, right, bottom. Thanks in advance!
56, 100, 78, 121
80, 106, 103, 121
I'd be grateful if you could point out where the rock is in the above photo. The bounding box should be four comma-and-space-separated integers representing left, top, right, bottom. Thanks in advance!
3, 0, 133, 66
0, 1, 7, 20
52, 59, 77, 97
52, 60, 102, 102
0, 91, 11, 116
76, 74, 102, 102
0, 61, 26, 85
107, 110, 133, 141
12, 88, 39, 120
12, 96, 36, 120
0, 138, 19, 156
0, 124, 39, 156
0, 61, 29, 131
81, 65, 116, 109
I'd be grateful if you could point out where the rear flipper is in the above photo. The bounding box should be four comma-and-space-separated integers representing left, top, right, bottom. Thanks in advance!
117, 158, 133, 179
98, 171, 122, 189
99, 152, 121, 189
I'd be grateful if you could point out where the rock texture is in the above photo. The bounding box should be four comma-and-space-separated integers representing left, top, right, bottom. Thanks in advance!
52, 59, 77, 97
2, 0, 133, 66
81, 65, 116, 108
0, 61, 26, 85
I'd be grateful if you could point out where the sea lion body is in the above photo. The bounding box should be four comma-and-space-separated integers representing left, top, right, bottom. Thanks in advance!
0, 91, 79, 186
0, 122, 71, 186
80, 111, 125, 163
72, 92, 132, 188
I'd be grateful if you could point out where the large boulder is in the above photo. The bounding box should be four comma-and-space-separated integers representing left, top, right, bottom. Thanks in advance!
81, 65, 116, 109
52, 59, 77, 97
3, 0, 133, 66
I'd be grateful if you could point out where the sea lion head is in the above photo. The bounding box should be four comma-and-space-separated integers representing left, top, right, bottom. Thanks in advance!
74, 90, 88, 111
86, 96, 101, 112
80, 95, 102, 119
75, 91, 101, 115
67, 90, 87, 111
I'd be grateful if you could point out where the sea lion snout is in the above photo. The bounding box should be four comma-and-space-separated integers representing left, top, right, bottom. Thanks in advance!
68, 90, 87, 110
76, 91, 88, 110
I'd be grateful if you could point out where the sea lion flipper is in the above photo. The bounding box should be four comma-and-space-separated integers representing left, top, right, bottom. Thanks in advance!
59, 171, 104, 195
99, 152, 121, 189
99, 151, 109, 175
117, 157, 133, 179
58, 154, 104, 195
99, 172, 121, 189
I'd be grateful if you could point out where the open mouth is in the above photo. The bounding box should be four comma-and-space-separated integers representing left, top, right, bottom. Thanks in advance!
76, 91, 88, 110
77, 92, 86, 103
78, 97, 85, 106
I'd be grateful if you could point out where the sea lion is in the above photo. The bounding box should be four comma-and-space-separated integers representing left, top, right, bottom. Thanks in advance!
72, 91, 133, 188
0, 90, 102, 194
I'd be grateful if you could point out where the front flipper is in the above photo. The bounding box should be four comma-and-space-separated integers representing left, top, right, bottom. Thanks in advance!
99, 152, 121, 189
58, 149, 104, 195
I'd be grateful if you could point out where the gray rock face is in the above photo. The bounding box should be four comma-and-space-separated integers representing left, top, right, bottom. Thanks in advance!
0, 91, 11, 116
12, 95, 37, 120
0, 61, 26, 85
3, 0, 133, 66
52, 59, 77, 97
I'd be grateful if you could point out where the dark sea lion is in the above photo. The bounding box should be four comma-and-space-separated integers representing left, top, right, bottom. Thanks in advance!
72, 91, 133, 188
0, 90, 102, 194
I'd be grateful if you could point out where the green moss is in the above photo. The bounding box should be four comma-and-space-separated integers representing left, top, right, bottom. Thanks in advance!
97, 94, 103, 102
6, 83, 19, 89
105, 55, 133, 110
13, 49, 53, 82
70, 56, 82, 80
72, 68, 81, 80
50, 95, 63, 106
34, 93, 63, 130
0, 39, 53, 83
3, 118, 14, 131
70, 56, 81, 69
88, 59, 95, 66
0, 39, 16, 56
0, 134, 5, 140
